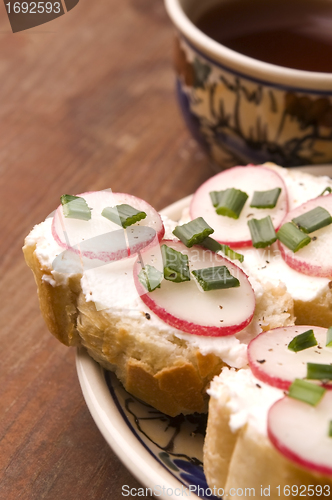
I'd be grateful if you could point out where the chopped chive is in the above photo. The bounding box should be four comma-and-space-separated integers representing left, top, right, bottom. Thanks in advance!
201, 236, 222, 253
161, 244, 190, 283
250, 187, 281, 209
329, 421, 332, 438
138, 264, 163, 292
61, 194, 91, 221
220, 244, 244, 263
173, 217, 214, 247
209, 191, 223, 207
288, 379, 326, 406
292, 206, 332, 234
102, 204, 146, 229
277, 222, 311, 252
192, 266, 240, 291
210, 188, 248, 219
61, 194, 80, 204
288, 329, 317, 352
201, 237, 244, 263
320, 187, 332, 196
307, 362, 332, 381
247, 216, 277, 248
326, 327, 332, 347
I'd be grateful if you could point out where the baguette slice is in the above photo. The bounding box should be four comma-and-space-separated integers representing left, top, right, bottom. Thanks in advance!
204, 368, 332, 498
23, 210, 294, 417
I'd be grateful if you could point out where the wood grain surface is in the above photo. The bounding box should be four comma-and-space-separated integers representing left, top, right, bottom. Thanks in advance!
0, 1, 215, 498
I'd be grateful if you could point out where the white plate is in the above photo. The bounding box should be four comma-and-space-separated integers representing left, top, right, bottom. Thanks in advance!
76, 164, 332, 500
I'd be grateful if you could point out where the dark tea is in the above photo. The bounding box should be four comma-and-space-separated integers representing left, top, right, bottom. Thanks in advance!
195, 0, 332, 72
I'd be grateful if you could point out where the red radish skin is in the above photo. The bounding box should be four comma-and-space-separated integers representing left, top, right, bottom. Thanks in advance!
268, 393, 332, 477
134, 240, 255, 337
278, 194, 332, 278
248, 325, 332, 391
190, 165, 289, 248
52, 191, 165, 262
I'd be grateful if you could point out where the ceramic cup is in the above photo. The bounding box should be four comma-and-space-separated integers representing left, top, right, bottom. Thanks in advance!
165, 0, 332, 169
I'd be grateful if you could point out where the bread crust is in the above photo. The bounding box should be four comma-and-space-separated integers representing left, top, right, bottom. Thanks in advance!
203, 388, 238, 489
23, 242, 81, 346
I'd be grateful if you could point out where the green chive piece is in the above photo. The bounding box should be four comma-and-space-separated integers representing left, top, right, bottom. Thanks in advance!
288, 329, 317, 352
329, 421, 332, 438
201, 237, 244, 263
138, 265, 163, 292
307, 362, 332, 381
320, 187, 332, 196
247, 216, 277, 248
326, 327, 332, 347
219, 244, 244, 263
250, 187, 282, 209
200, 236, 221, 253
161, 244, 190, 283
288, 379, 326, 406
172, 217, 214, 248
61, 194, 79, 205
277, 222, 311, 252
102, 204, 146, 229
61, 194, 91, 221
292, 206, 332, 234
210, 188, 248, 219
192, 266, 240, 291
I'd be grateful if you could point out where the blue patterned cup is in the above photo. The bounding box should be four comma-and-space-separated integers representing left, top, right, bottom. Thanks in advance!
165, 0, 332, 168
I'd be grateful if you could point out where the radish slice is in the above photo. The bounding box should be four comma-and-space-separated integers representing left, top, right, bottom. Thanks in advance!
248, 326, 332, 391
51, 191, 164, 262
134, 240, 255, 336
190, 166, 288, 248
278, 194, 332, 278
268, 392, 332, 477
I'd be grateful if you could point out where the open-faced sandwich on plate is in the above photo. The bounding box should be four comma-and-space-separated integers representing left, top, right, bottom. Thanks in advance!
204, 325, 332, 498
23, 163, 332, 418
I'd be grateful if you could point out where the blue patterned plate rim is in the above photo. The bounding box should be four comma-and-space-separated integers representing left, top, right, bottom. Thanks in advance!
76, 348, 217, 500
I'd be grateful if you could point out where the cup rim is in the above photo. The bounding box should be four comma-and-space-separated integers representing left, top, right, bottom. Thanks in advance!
165, 0, 332, 90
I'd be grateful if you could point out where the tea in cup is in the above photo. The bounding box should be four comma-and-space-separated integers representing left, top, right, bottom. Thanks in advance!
165, 0, 332, 168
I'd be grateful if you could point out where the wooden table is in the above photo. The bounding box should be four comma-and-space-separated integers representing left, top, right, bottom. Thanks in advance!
0, 1, 214, 498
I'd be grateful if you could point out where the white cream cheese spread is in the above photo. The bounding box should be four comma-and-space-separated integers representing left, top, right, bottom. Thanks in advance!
208, 367, 283, 436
